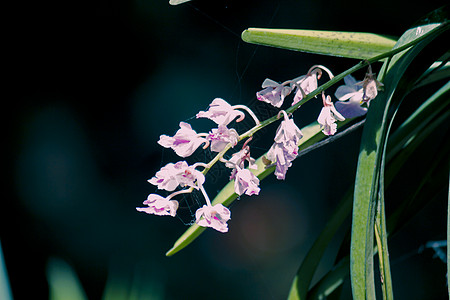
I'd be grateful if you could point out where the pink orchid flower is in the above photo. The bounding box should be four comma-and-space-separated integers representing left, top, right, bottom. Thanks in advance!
234, 167, 260, 196
148, 161, 205, 191
226, 147, 257, 179
265, 112, 302, 180
334, 75, 368, 118
195, 203, 231, 233
317, 94, 345, 136
196, 98, 245, 126
207, 125, 239, 152
158, 122, 207, 157
136, 194, 179, 217
291, 73, 319, 106
274, 114, 303, 146
256, 78, 292, 108
266, 140, 298, 180
360, 65, 384, 103
292, 65, 334, 106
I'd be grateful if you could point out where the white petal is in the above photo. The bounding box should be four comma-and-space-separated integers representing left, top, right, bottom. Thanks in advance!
261, 78, 280, 88
335, 86, 358, 100
210, 98, 231, 108
331, 105, 346, 121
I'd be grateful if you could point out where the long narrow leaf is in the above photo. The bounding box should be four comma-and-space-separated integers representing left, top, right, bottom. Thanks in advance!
241, 28, 397, 59
308, 256, 351, 300
46, 258, 87, 300
350, 22, 449, 299
307, 88, 449, 298
375, 155, 393, 300
287, 191, 353, 300
309, 128, 449, 299
387, 81, 450, 161
0, 241, 12, 300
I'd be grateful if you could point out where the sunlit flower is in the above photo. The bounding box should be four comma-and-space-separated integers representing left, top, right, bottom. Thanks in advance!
256, 78, 292, 108
334, 68, 383, 118
264, 111, 302, 180
335, 74, 364, 102
196, 98, 245, 126
195, 203, 231, 233
226, 148, 256, 169
292, 65, 334, 106
234, 167, 260, 196
292, 73, 319, 106
334, 99, 368, 118
274, 114, 303, 146
158, 122, 207, 157
136, 194, 179, 217
225, 147, 257, 179
207, 125, 239, 152
334, 75, 368, 118
360, 65, 383, 103
266, 140, 298, 180
148, 161, 205, 191
317, 94, 345, 136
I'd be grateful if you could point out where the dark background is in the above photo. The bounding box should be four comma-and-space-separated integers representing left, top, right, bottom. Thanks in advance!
5, 0, 449, 299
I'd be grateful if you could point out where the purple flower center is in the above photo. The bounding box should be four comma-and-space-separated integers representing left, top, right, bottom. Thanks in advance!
172, 138, 190, 146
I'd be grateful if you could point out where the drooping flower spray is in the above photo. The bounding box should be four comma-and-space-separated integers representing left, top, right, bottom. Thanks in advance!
137, 64, 382, 233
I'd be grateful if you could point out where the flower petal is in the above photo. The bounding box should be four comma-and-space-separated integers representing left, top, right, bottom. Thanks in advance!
196, 98, 245, 126
157, 122, 206, 157
137, 194, 179, 217
335, 86, 361, 101
261, 78, 280, 88
335, 101, 368, 118
343, 74, 358, 86
234, 168, 260, 196
195, 204, 231, 233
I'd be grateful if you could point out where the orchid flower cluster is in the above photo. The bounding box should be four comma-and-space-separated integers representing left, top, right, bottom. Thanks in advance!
137, 64, 383, 233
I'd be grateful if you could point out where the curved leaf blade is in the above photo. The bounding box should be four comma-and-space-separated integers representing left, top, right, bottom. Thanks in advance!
387, 80, 450, 161
350, 22, 449, 299
287, 191, 352, 300
241, 28, 397, 59
303, 78, 450, 298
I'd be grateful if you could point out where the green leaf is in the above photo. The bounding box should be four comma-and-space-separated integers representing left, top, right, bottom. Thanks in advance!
46, 258, 87, 300
308, 256, 350, 300
241, 28, 397, 59
387, 80, 450, 162
413, 61, 450, 89
306, 132, 449, 299
302, 85, 449, 298
387, 115, 450, 235
287, 192, 352, 300
350, 21, 449, 299
0, 241, 12, 300
374, 167, 393, 300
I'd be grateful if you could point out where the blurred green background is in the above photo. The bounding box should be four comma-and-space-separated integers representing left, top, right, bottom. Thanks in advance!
5, 0, 448, 299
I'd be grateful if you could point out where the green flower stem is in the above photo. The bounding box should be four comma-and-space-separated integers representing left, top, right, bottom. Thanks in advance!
375, 197, 393, 300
